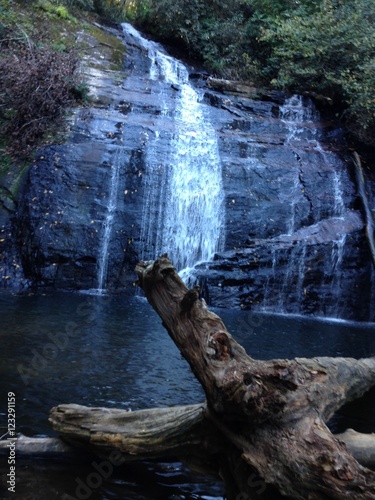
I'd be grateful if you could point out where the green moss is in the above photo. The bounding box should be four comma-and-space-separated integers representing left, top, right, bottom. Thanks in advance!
88, 25, 127, 70
55, 5, 70, 19
0, 151, 12, 179
34, 0, 77, 22
0, 150, 29, 208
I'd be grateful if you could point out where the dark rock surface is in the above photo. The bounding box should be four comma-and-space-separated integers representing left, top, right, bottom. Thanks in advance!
1, 22, 374, 321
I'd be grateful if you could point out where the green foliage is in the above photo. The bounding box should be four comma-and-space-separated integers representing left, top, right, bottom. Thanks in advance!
124, 0, 150, 22
70, 80, 90, 103
3, 0, 374, 143
91, 0, 127, 21
62, 0, 94, 10
35, 0, 77, 22
136, 0, 253, 79
55, 5, 71, 19
35, 0, 55, 13
259, 0, 375, 137
129, 0, 375, 144
46, 0, 127, 21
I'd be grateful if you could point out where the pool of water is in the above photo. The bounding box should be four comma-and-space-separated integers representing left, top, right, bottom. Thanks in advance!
0, 292, 374, 498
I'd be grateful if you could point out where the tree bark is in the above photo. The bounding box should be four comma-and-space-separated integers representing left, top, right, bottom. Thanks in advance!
6, 425, 374, 470
134, 255, 375, 499
49, 403, 214, 462
42, 255, 375, 499
0, 434, 81, 460
47, 402, 239, 481
335, 429, 375, 470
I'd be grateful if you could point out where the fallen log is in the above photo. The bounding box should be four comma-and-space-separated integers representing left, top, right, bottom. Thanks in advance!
335, 429, 375, 470
47, 255, 375, 499
49, 403, 215, 463
0, 406, 357, 470
3, 420, 374, 471
0, 434, 91, 462
48, 402, 232, 480
134, 256, 375, 499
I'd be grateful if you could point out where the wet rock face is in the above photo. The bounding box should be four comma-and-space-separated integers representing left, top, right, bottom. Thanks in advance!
2, 23, 375, 320
10, 26, 154, 292
193, 91, 375, 321
17, 145, 141, 290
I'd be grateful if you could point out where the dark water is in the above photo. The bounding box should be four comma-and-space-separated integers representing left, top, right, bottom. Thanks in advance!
0, 292, 374, 499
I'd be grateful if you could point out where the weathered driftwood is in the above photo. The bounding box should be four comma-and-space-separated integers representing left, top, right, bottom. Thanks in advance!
48, 402, 233, 480
133, 256, 375, 499
0, 434, 78, 459
47, 404, 375, 469
335, 429, 375, 470
49, 403, 214, 462
47, 255, 375, 499
3, 418, 375, 470
353, 151, 375, 268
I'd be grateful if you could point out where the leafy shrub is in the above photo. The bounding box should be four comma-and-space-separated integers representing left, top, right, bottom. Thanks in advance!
124, 0, 150, 22
35, 0, 56, 14
55, 5, 71, 19
35, 0, 77, 22
259, 0, 375, 141
63, 0, 94, 10
132, 0, 375, 144
0, 39, 83, 158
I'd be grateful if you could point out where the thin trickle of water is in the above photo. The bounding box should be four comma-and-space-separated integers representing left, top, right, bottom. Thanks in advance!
139, 131, 167, 262
97, 149, 122, 292
330, 170, 346, 272
261, 248, 277, 311
280, 95, 319, 235
296, 243, 307, 302
277, 243, 306, 313
269, 96, 351, 317
124, 23, 225, 276
280, 94, 319, 145
332, 170, 345, 216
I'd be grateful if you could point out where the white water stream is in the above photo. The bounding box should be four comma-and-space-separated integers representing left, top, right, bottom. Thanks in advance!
267, 95, 349, 315
124, 23, 225, 278
96, 149, 122, 292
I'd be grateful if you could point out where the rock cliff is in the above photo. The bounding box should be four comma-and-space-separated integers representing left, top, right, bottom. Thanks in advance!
1, 22, 374, 321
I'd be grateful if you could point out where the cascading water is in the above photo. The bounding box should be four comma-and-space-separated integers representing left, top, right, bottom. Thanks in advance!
164, 82, 225, 274
3, 20, 372, 322
262, 95, 352, 317
124, 23, 225, 278
96, 148, 122, 293
330, 170, 346, 271
265, 96, 317, 312
280, 94, 319, 235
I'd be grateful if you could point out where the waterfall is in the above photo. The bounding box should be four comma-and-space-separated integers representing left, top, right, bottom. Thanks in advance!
331, 170, 346, 271
96, 148, 122, 292
280, 94, 319, 145
280, 95, 319, 235
263, 95, 351, 317
164, 82, 224, 274
124, 23, 225, 277
328, 172, 350, 317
